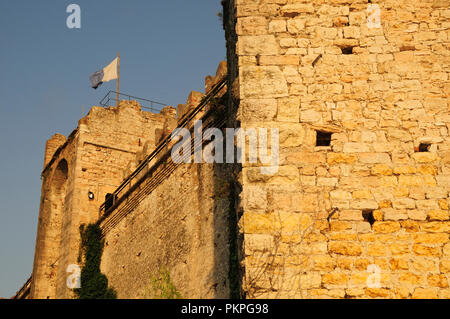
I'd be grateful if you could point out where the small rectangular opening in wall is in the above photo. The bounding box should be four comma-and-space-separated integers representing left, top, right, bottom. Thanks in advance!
312, 54, 322, 67
362, 210, 375, 226
418, 143, 431, 152
316, 131, 332, 147
400, 45, 415, 52
341, 46, 354, 55
105, 193, 114, 212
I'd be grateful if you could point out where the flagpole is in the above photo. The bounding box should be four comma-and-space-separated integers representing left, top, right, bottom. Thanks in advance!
117, 51, 120, 106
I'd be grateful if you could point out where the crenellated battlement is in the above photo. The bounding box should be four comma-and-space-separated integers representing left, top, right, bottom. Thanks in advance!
30, 61, 230, 299
24, 1, 450, 300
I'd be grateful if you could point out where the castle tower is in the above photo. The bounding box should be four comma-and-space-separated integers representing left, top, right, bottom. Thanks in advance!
223, 0, 450, 298
30, 101, 175, 299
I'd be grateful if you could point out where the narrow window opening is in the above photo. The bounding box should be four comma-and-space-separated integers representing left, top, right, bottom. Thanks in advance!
400, 45, 415, 52
362, 210, 375, 226
316, 131, 332, 147
341, 46, 354, 55
105, 193, 114, 212
312, 54, 322, 67
418, 143, 431, 152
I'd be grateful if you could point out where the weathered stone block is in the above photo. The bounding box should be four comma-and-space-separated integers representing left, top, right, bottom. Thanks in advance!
246, 166, 299, 184
412, 288, 438, 299
343, 26, 360, 39
392, 198, 416, 210
240, 66, 289, 98
436, 176, 450, 187
268, 19, 286, 33
238, 35, 279, 56
260, 55, 300, 65
312, 255, 335, 271
412, 152, 439, 163
244, 186, 268, 211
408, 210, 428, 221
349, 12, 366, 25
427, 210, 449, 221
393, 166, 417, 175
413, 244, 442, 257
358, 153, 391, 164
322, 273, 348, 286
237, 16, 268, 35
244, 234, 274, 255
352, 189, 372, 200
420, 222, 450, 233
390, 258, 409, 270
277, 97, 300, 122
317, 177, 338, 187
300, 109, 322, 123
330, 190, 352, 201
371, 164, 393, 176
287, 18, 306, 34
327, 153, 357, 165
280, 4, 314, 16
240, 98, 277, 120
440, 259, 450, 273
384, 208, 409, 220
399, 176, 423, 187
373, 222, 401, 233
343, 143, 370, 153
329, 242, 362, 256
279, 123, 305, 147
242, 212, 280, 234
351, 200, 379, 210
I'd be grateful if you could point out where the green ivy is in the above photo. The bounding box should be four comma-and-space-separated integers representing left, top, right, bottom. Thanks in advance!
74, 223, 117, 299
143, 267, 182, 299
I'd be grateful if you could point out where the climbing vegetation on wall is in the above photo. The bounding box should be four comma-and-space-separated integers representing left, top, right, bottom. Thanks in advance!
74, 223, 117, 299
142, 267, 182, 299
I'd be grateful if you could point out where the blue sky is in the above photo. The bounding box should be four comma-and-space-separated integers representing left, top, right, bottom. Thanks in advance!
0, 0, 225, 298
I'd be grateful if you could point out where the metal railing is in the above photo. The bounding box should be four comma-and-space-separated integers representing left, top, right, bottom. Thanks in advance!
12, 275, 32, 299
99, 90, 168, 113
98, 77, 227, 224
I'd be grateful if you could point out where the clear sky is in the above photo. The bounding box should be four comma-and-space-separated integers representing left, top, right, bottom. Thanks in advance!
0, 0, 225, 298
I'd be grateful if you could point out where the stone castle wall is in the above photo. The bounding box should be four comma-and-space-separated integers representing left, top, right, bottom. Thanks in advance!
30, 60, 233, 299
27, 0, 450, 300
100, 161, 230, 298
225, 0, 450, 298
99, 64, 232, 298
31, 101, 173, 299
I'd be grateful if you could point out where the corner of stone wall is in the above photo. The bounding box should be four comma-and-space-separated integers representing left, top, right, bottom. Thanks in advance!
222, 0, 245, 299
44, 134, 67, 168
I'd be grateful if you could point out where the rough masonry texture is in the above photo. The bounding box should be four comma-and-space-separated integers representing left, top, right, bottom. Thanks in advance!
99, 66, 232, 298
28, 61, 233, 299
225, 0, 450, 299
31, 101, 174, 298
21, 0, 450, 299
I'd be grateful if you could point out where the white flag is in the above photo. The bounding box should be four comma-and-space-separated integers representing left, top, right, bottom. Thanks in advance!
102, 57, 118, 82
